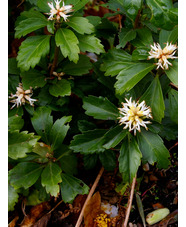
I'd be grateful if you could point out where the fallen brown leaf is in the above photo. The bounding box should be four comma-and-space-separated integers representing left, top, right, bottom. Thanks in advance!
83, 191, 101, 227
8, 216, 19, 227
33, 213, 51, 227
152, 203, 164, 210
158, 210, 178, 227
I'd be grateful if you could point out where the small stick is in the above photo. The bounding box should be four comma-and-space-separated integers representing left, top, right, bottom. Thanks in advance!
47, 200, 63, 214
75, 167, 104, 227
170, 82, 178, 90
122, 175, 137, 227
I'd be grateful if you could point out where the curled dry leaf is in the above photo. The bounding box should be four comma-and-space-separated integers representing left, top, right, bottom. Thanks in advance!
83, 191, 101, 227
8, 216, 19, 227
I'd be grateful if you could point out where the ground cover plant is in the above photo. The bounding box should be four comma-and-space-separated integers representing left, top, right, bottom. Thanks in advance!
8, 0, 178, 226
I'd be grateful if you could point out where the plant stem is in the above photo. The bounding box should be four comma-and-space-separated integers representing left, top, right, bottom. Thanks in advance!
75, 167, 104, 227
122, 175, 136, 227
50, 46, 60, 76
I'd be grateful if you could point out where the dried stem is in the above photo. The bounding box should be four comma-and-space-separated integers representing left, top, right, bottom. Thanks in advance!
75, 167, 104, 227
122, 175, 137, 227
170, 82, 178, 90
47, 200, 63, 214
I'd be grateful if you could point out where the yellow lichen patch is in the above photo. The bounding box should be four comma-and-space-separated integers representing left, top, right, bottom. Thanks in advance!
94, 213, 111, 227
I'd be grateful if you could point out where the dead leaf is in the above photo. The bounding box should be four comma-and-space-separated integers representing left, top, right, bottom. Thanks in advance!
152, 203, 164, 210
20, 202, 51, 227
8, 216, 19, 227
158, 210, 178, 227
149, 175, 158, 181
33, 213, 51, 227
84, 191, 101, 227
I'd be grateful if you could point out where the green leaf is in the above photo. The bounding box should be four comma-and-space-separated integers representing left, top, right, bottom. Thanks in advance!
49, 79, 71, 97
159, 26, 178, 47
77, 34, 105, 54
55, 28, 80, 63
21, 69, 47, 90
56, 148, 78, 175
9, 162, 44, 189
123, 0, 142, 21
70, 129, 107, 154
8, 115, 24, 131
8, 184, 19, 211
78, 120, 96, 133
119, 136, 142, 183
83, 95, 119, 120
47, 20, 55, 34
116, 28, 136, 49
100, 48, 132, 77
137, 129, 170, 168
83, 154, 98, 170
168, 89, 178, 124
146, 0, 176, 30
65, 0, 89, 11
131, 28, 153, 47
135, 193, 146, 227
140, 76, 165, 123
102, 125, 128, 149
132, 47, 150, 60
31, 106, 53, 144
99, 150, 116, 171
62, 55, 92, 76
8, 131, 40, 159
165, 61, 178, 85
8, 58, 20, 75
41, 162, 62, 197
66, 17, 94, 34
15, 11, 48, 38
115, 63, 155, 95
49, 116, 72, 150
61, 173, 89, 203
17, 35, 51, 71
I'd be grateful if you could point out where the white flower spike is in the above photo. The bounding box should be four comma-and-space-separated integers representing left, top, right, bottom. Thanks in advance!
148, 42, 177, 70
9, 83, 37, 109
47, 0, 73, 21
118, 98, 152, 135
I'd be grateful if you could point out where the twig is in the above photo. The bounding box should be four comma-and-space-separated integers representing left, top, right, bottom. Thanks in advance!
75, 167, 104, 227
17, 0, 24, 8
169, 142, 178, 151
122, 175, 137, 227
50, 46, 60, 76
170, 82, 178, 90
47, 200, 63, 214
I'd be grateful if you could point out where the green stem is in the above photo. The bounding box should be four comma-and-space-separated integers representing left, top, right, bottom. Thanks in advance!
50, 45, 60, 76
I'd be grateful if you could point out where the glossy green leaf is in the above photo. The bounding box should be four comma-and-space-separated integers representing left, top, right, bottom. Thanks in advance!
70, 129, 107, 154
41, 162, 62, 196
8, 58, 20, 75
132, 47, 150, 60
102, 125, 128, 149
9, 162, 44, 189
115, 63, 155, 95
66, 17, 94, 34
78, 120, 96, 133
8, 184, 19, 211
49, 79, 71, 97
99, 150, 116, 171
8, 131, 40, 159
159, 26, 178, 47
131, 28, 153, 47
83, 154, 98, 170
168, 89, 178, 124
123, 0, 142, 21
17, 35, 51, 71
140, 76, 165, 123
116, 28, 136, 49
146, 0, 176, 30
8, 115, 24, 131
100, 49, 132, 77
77, 34, 105, 54
49, 116, 72, 150
21, 69, 47, 90
31, 106, 53, 144
137, 129, 170, 168
165, 61, 178, 85
65, 0, 89, 11
55, 28, 80, 63
83, 95, 119, 120
119, 136, 142, 183
15, 11, 48, 38
62, 55, 92, 76
61, 173, 89, 203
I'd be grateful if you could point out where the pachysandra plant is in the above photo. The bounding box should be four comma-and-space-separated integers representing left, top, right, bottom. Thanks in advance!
8, 0, 178, 216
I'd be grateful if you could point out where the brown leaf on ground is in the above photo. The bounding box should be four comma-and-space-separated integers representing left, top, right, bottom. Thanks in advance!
158, 210, 178, 227
8, 216, 19, 227
83, 191, 101, 227
20, 202, 51, 227
33, 213, 51, 227
152, 203, 164, 210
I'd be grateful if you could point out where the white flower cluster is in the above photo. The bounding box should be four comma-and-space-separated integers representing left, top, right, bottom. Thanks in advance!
47, 0, 73, 21
148, 42, 177, 70
9, 83, 37, 109
118, 98, 152, 135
